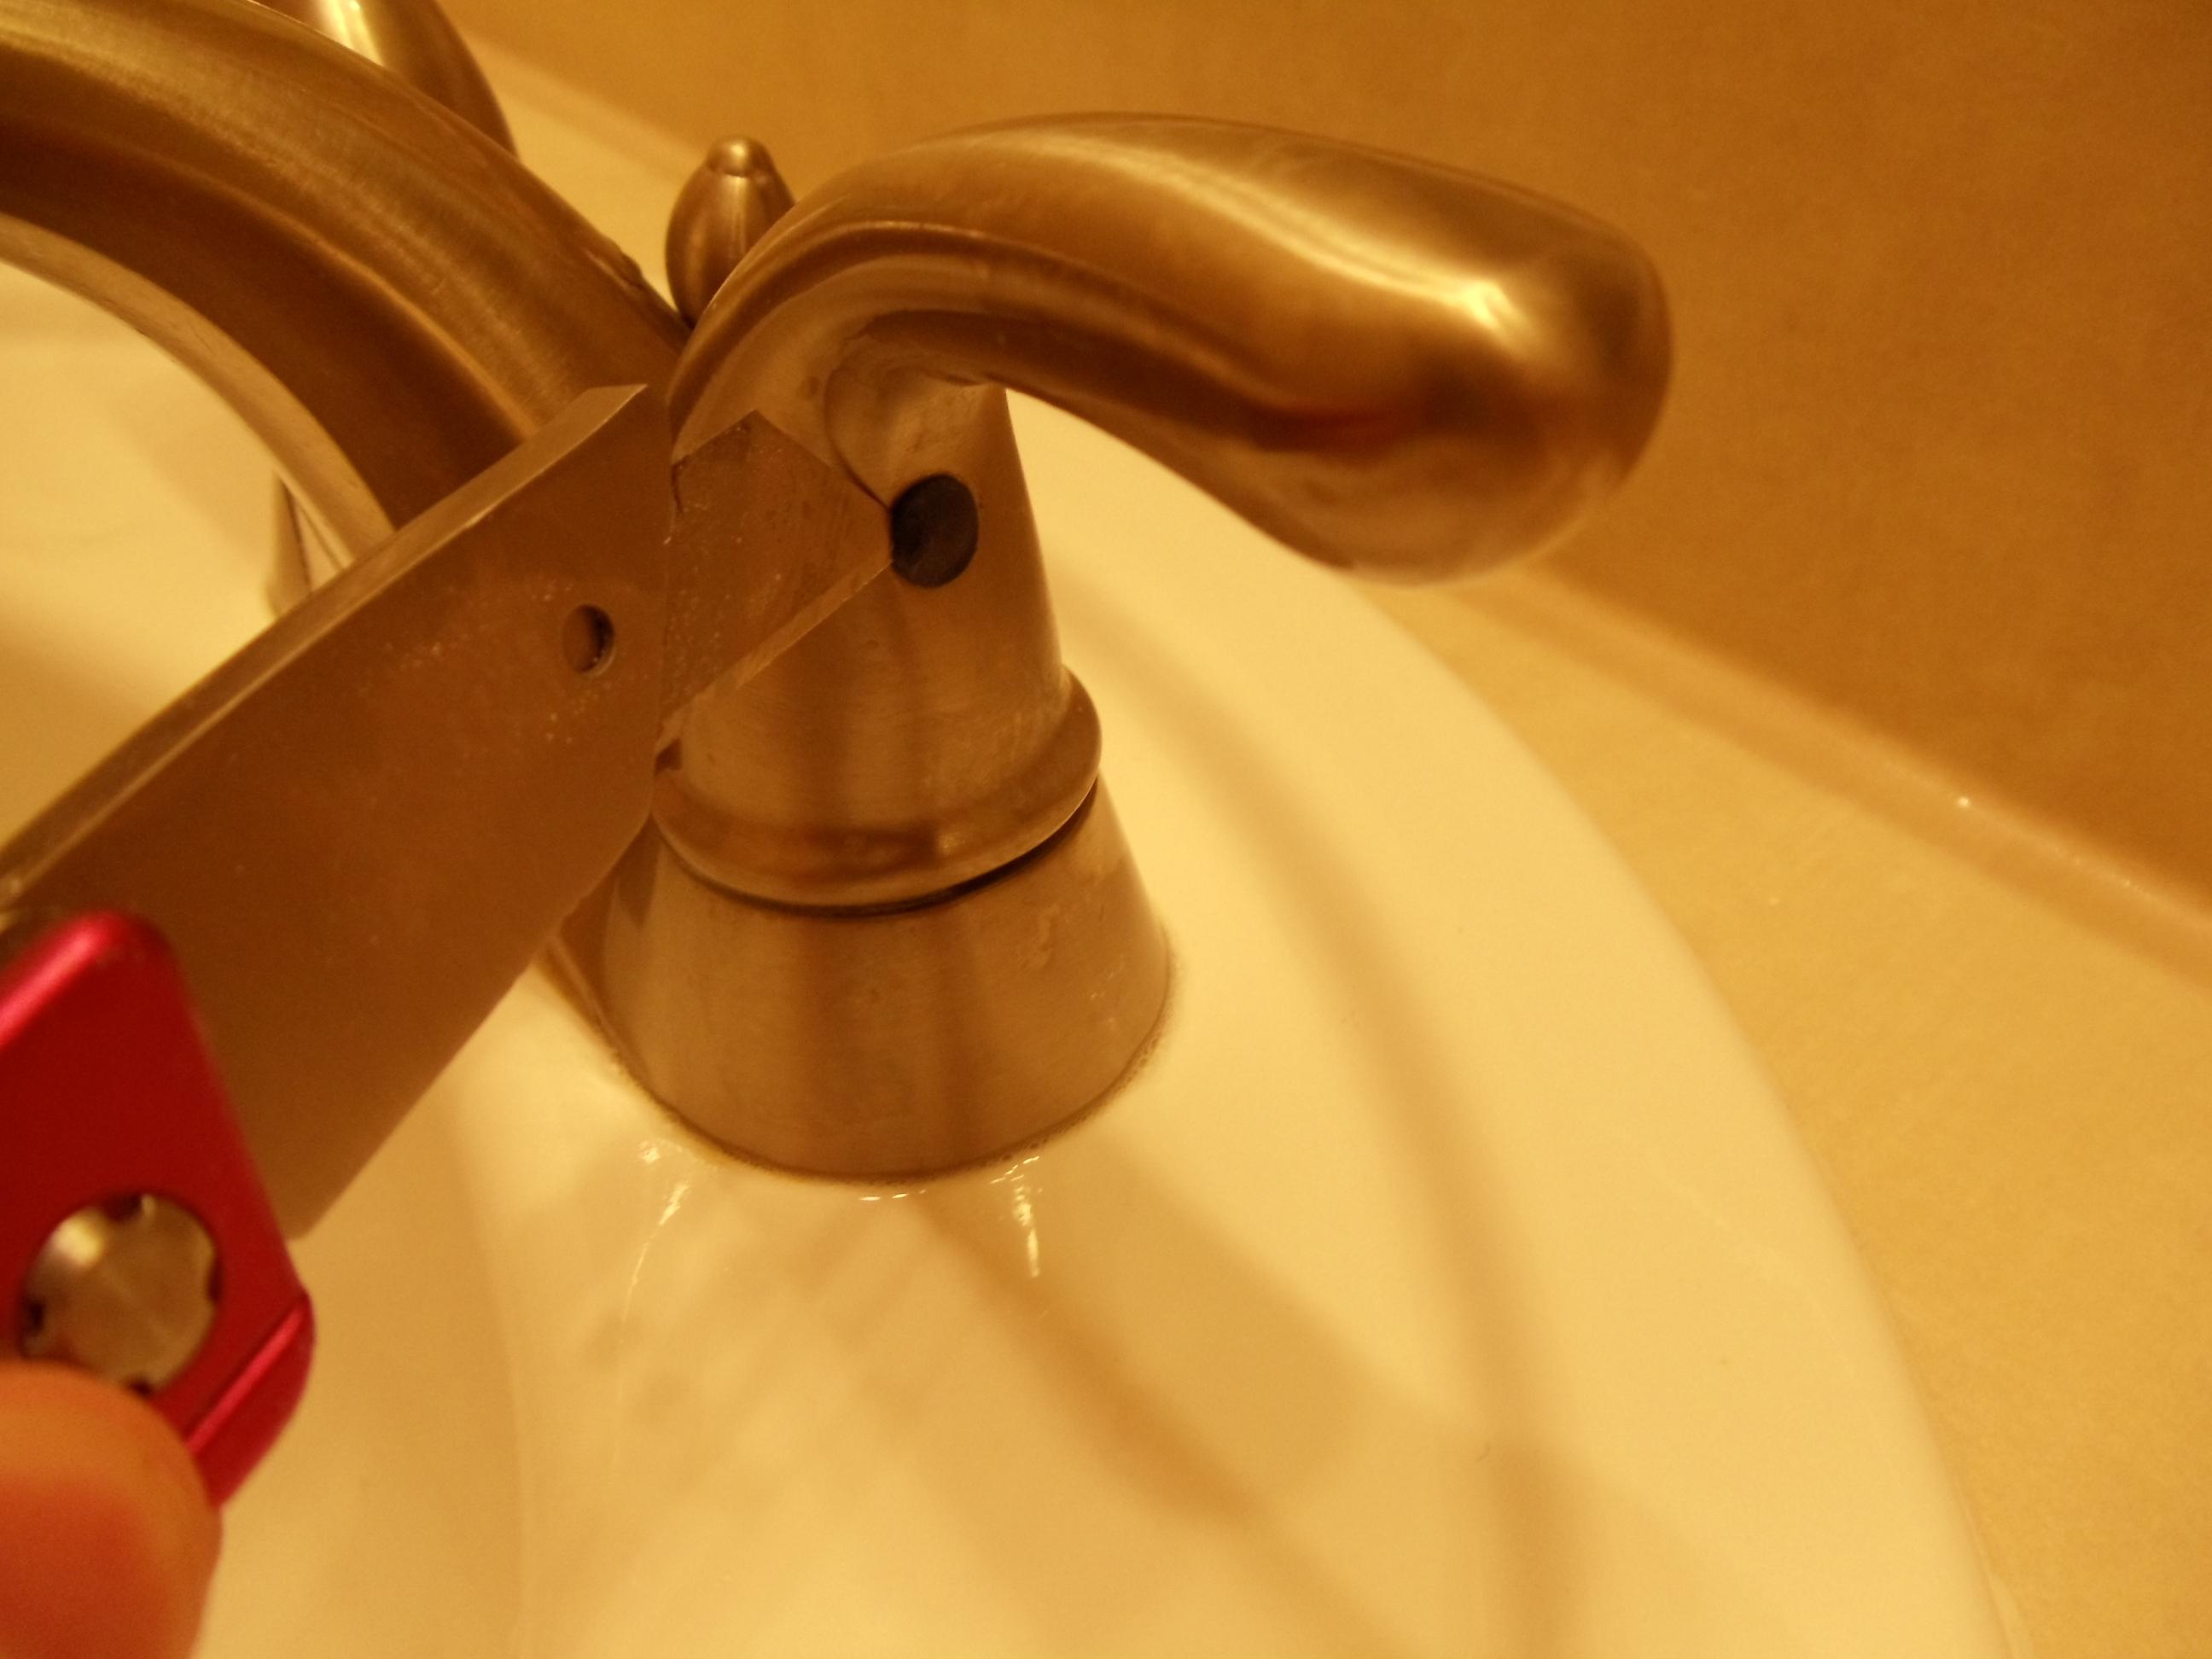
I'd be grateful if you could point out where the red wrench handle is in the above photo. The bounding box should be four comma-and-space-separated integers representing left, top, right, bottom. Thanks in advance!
0, 912, 311, 1502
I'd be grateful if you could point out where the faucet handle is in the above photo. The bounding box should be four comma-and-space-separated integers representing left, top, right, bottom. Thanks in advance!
573, 119, 1670, 1177
671, 115, 1669, 581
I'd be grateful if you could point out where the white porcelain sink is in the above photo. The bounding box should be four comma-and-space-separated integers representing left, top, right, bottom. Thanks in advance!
0, 60, 2014, 1659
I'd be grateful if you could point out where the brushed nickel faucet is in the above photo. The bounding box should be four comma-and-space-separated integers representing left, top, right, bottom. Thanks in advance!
579, 113, 1672, 1179
1, 0, 1664, 1229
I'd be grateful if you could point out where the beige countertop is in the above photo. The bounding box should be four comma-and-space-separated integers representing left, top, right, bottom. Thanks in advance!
1372, 572, 2212, 1659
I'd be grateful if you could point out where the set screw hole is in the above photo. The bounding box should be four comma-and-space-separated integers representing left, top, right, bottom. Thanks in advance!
891, 474, 980, 589
562, 605, 616, 674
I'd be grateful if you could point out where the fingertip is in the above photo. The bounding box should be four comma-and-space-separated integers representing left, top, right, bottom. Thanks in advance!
0, 1363, 219, 1659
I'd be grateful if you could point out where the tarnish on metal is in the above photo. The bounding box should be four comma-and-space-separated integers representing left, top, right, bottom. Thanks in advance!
0, 387, 673, 1234
0, 912, 312, 1503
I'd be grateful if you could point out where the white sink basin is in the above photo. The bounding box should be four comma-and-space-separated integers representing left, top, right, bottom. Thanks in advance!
0, 61, 2013, 1659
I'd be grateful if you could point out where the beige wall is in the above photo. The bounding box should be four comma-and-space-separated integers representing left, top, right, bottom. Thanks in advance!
451, 0, 2212, 910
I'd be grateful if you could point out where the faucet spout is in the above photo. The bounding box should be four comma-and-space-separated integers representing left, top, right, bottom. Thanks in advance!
251, 0, 515, 151
0, 0, 681, 554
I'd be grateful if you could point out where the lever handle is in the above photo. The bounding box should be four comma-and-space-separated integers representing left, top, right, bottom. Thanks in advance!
672, 115, 1668, 582
582, 119, 1670, 1171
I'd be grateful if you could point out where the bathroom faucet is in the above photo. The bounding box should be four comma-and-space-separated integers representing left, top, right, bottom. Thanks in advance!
0, 0, 1667, 1496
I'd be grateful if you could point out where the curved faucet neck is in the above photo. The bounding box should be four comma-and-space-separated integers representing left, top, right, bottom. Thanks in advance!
0, 0, 682, 553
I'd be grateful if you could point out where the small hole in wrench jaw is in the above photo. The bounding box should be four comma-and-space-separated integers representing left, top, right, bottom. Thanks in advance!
562, 605, 617, 674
